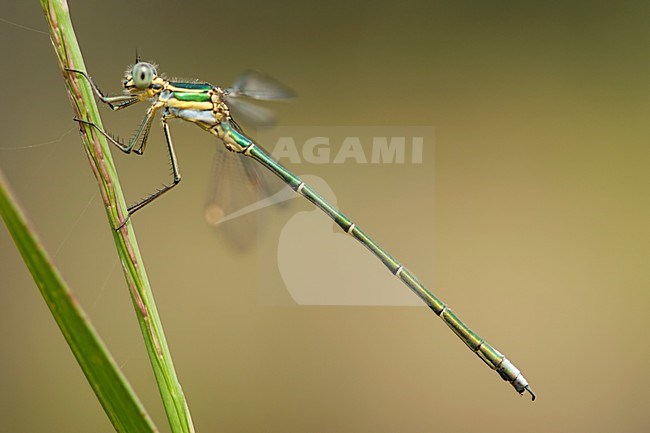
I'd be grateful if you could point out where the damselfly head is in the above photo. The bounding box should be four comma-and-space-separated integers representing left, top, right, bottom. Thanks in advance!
123, 62, 158, 91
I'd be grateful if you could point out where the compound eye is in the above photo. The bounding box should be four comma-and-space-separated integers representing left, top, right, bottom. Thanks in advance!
132, 62, 156, 89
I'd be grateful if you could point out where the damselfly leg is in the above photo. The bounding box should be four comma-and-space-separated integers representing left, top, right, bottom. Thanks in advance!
73, 116, 181, 228
65, 68, 140, 110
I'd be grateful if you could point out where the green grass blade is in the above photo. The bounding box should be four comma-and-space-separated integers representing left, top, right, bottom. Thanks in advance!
39, 1, 195, 432
0, 169, 158, 433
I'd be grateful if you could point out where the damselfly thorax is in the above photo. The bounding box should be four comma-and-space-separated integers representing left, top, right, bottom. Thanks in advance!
146, 80, 250, 152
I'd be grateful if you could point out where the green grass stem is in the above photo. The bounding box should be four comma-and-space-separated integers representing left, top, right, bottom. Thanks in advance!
39, 1, 195, 432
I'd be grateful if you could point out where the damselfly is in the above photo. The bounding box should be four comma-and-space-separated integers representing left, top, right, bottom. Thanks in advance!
66, 60, 536, 400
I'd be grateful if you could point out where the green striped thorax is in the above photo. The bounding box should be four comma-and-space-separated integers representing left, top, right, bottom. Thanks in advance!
172, 91, 211, 102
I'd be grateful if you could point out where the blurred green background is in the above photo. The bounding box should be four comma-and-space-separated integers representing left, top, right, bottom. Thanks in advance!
1, 1, 649, 432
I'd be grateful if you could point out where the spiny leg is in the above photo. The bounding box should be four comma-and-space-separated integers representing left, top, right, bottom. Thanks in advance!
73, 103, 159, 154
65, 68, 140, 110
125, 104, 160, 155
125, 119, 182, 217
132, 106, 158, 155
73, 116, 181, 229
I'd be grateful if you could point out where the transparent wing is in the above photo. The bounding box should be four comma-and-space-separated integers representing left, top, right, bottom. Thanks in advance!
227, 97, 278, 127
204, 143, 291, 250
227, 70, 295, 100
225, 70, 295, 127
207, 70, 295, 248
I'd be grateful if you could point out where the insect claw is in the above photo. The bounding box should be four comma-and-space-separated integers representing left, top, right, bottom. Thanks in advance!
114, 212, 131, 231
524, 385, 536, 401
